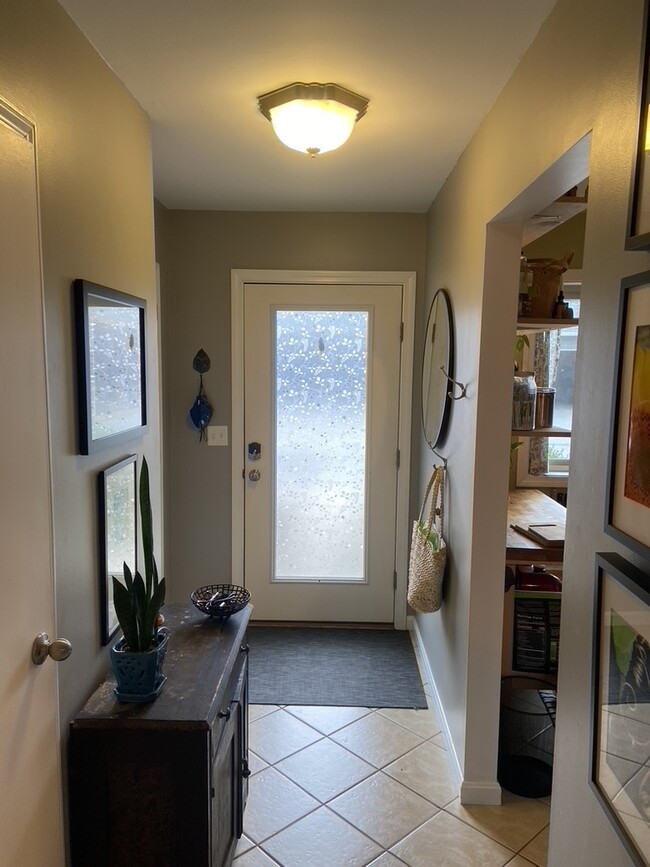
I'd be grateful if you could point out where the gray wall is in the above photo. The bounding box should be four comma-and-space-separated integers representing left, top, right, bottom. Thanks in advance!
419, 0, 650, 861
156, 209, 427, 602
0, 0, 160, 733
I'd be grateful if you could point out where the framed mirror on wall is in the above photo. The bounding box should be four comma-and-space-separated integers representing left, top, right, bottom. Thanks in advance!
421, 288, 454, 450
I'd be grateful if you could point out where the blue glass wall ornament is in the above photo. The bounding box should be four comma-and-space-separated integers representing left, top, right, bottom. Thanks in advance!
190, 349, 213, 441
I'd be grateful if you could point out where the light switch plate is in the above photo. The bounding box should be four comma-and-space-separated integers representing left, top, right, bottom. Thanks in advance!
207, 425, 228, 446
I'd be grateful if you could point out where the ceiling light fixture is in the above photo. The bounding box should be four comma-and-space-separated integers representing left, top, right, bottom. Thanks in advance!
257, 82, 369, 158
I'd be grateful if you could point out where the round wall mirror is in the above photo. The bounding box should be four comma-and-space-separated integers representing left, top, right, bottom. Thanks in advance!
421, 288, 454, 449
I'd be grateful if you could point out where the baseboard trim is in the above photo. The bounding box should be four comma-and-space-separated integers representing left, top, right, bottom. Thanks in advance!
408, 616, 463, 793
408, 615, 503, 807
460, 781, 502, 805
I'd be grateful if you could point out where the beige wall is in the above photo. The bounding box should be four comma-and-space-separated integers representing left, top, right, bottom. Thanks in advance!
156, 210, 427, 602
420, 0, 650, 860
0, 0, 160, 739
523, 209, 587, 267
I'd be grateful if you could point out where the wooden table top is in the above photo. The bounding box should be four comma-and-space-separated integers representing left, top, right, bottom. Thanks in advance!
506, 489, 566, 563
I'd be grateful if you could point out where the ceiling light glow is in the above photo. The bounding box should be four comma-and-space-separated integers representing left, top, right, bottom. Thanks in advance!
258, 82, 369, 157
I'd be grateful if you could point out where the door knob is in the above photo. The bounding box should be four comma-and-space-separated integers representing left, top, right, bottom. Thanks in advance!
248, 469, 261, 482
31, 633, 72, 665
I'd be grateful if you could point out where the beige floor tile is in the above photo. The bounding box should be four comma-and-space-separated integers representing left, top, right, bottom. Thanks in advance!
444, 792, 549, 852
330, 711, 424, 768
329, 771, 438, 848
234, 834, 255, 857
247, 750, 268, 775
243, 766, 318, 843
518, 825, 548, 867
384, 740, 458, 807
249, 708, 322, 764
432, 732, 447, 750
390, 811, 514, 867
234, 847, 280, 866
249, 704, 281, 722
368, 853, 409, 866
285, 704, 372, 734
376, 706, 442, 739
505, 857, 539, 866
261, 806, 383, 867
276, 737, 375, 802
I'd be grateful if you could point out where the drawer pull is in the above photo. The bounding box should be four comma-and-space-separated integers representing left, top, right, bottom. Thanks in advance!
242, 764, 251, 779
219, 708, 231, 721
240, 643, 250, 654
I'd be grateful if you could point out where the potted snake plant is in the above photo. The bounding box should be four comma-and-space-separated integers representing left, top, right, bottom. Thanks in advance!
110, 456, 167, 702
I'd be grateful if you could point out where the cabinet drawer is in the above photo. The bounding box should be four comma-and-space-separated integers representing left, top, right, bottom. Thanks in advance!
211, 638, 248, 760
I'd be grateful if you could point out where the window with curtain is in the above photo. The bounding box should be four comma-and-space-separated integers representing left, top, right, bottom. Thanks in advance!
516, 299, 580, 485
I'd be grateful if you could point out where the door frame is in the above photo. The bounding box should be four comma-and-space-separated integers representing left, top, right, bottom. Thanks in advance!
231, 269, 416, 628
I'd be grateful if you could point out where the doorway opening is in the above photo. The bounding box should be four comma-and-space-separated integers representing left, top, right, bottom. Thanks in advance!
463, 133, 593, 806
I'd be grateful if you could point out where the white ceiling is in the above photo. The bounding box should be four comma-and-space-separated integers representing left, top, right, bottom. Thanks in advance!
58, 0, 557, 213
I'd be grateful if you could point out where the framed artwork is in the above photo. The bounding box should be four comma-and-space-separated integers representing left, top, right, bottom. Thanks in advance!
98, 455, 137, 644
592, 552, 650, 866
627, 0, 650, 250
605, 271, 650, 560
74, 279, 147, 455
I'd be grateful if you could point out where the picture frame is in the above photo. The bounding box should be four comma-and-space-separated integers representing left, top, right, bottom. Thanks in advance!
627, 0, 650, 250
98, 455, 137, 645
605, 271, 650, 560
591, 552, 650, 866
74, 279, 147, 455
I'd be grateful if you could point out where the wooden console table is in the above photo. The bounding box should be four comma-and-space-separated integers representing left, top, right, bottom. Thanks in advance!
68, 603, 252, 867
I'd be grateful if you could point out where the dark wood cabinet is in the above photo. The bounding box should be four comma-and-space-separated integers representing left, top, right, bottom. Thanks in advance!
68, 603, 251, 867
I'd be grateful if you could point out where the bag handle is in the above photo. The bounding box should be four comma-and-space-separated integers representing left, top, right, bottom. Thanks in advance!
418, 465, 445, 537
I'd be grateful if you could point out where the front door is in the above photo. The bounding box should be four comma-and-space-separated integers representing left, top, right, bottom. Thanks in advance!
242, 280, 403, 622
0, 101, 64, 864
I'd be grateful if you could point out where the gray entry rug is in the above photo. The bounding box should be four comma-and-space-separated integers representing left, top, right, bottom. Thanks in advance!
247, 626, 427, 708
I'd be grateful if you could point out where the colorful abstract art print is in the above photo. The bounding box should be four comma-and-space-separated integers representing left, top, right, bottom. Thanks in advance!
607, 273, 650, 559
625, 324, 650, 509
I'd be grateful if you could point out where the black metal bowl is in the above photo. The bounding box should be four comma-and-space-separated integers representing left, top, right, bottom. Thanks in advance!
191, 584, 250, 619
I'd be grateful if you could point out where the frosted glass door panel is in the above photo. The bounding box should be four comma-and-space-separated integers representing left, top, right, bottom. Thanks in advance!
243, 281, 402, 622
275, 310, 368, 581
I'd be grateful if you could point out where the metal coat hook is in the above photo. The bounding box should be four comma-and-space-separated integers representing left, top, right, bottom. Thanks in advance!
429, 444, 448, 469
440, 365, 467, 401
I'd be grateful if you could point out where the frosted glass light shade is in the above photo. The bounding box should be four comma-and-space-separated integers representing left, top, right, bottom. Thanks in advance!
258, 83, 369, 157
269, 99, 358, 155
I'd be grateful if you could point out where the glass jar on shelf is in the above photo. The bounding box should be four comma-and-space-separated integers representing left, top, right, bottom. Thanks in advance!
512, 371, 537, 430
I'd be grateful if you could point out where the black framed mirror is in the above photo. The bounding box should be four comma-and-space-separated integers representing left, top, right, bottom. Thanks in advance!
421, 288, 454, 449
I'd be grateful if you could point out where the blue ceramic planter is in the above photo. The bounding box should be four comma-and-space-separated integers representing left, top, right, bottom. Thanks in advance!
110, 627, 169, 703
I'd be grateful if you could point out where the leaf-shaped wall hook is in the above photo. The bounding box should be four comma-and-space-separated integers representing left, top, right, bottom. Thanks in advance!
193, 348, 211, 374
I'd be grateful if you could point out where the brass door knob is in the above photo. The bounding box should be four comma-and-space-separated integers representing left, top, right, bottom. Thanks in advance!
31, 633, 72, 665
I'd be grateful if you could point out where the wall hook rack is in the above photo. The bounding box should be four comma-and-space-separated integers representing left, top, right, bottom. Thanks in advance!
441, 365, 467, 400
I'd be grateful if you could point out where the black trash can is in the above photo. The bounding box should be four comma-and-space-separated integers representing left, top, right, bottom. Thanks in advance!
498, 676, 556, 798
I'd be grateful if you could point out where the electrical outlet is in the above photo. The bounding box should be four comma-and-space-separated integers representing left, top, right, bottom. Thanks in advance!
207, 425, 228, 446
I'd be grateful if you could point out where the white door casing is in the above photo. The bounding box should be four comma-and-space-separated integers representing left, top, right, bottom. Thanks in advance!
232, 270, 415, 627
0, 100, 64, 864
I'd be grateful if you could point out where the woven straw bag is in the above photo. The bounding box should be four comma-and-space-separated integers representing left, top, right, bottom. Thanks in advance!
407, 466, 447, 613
